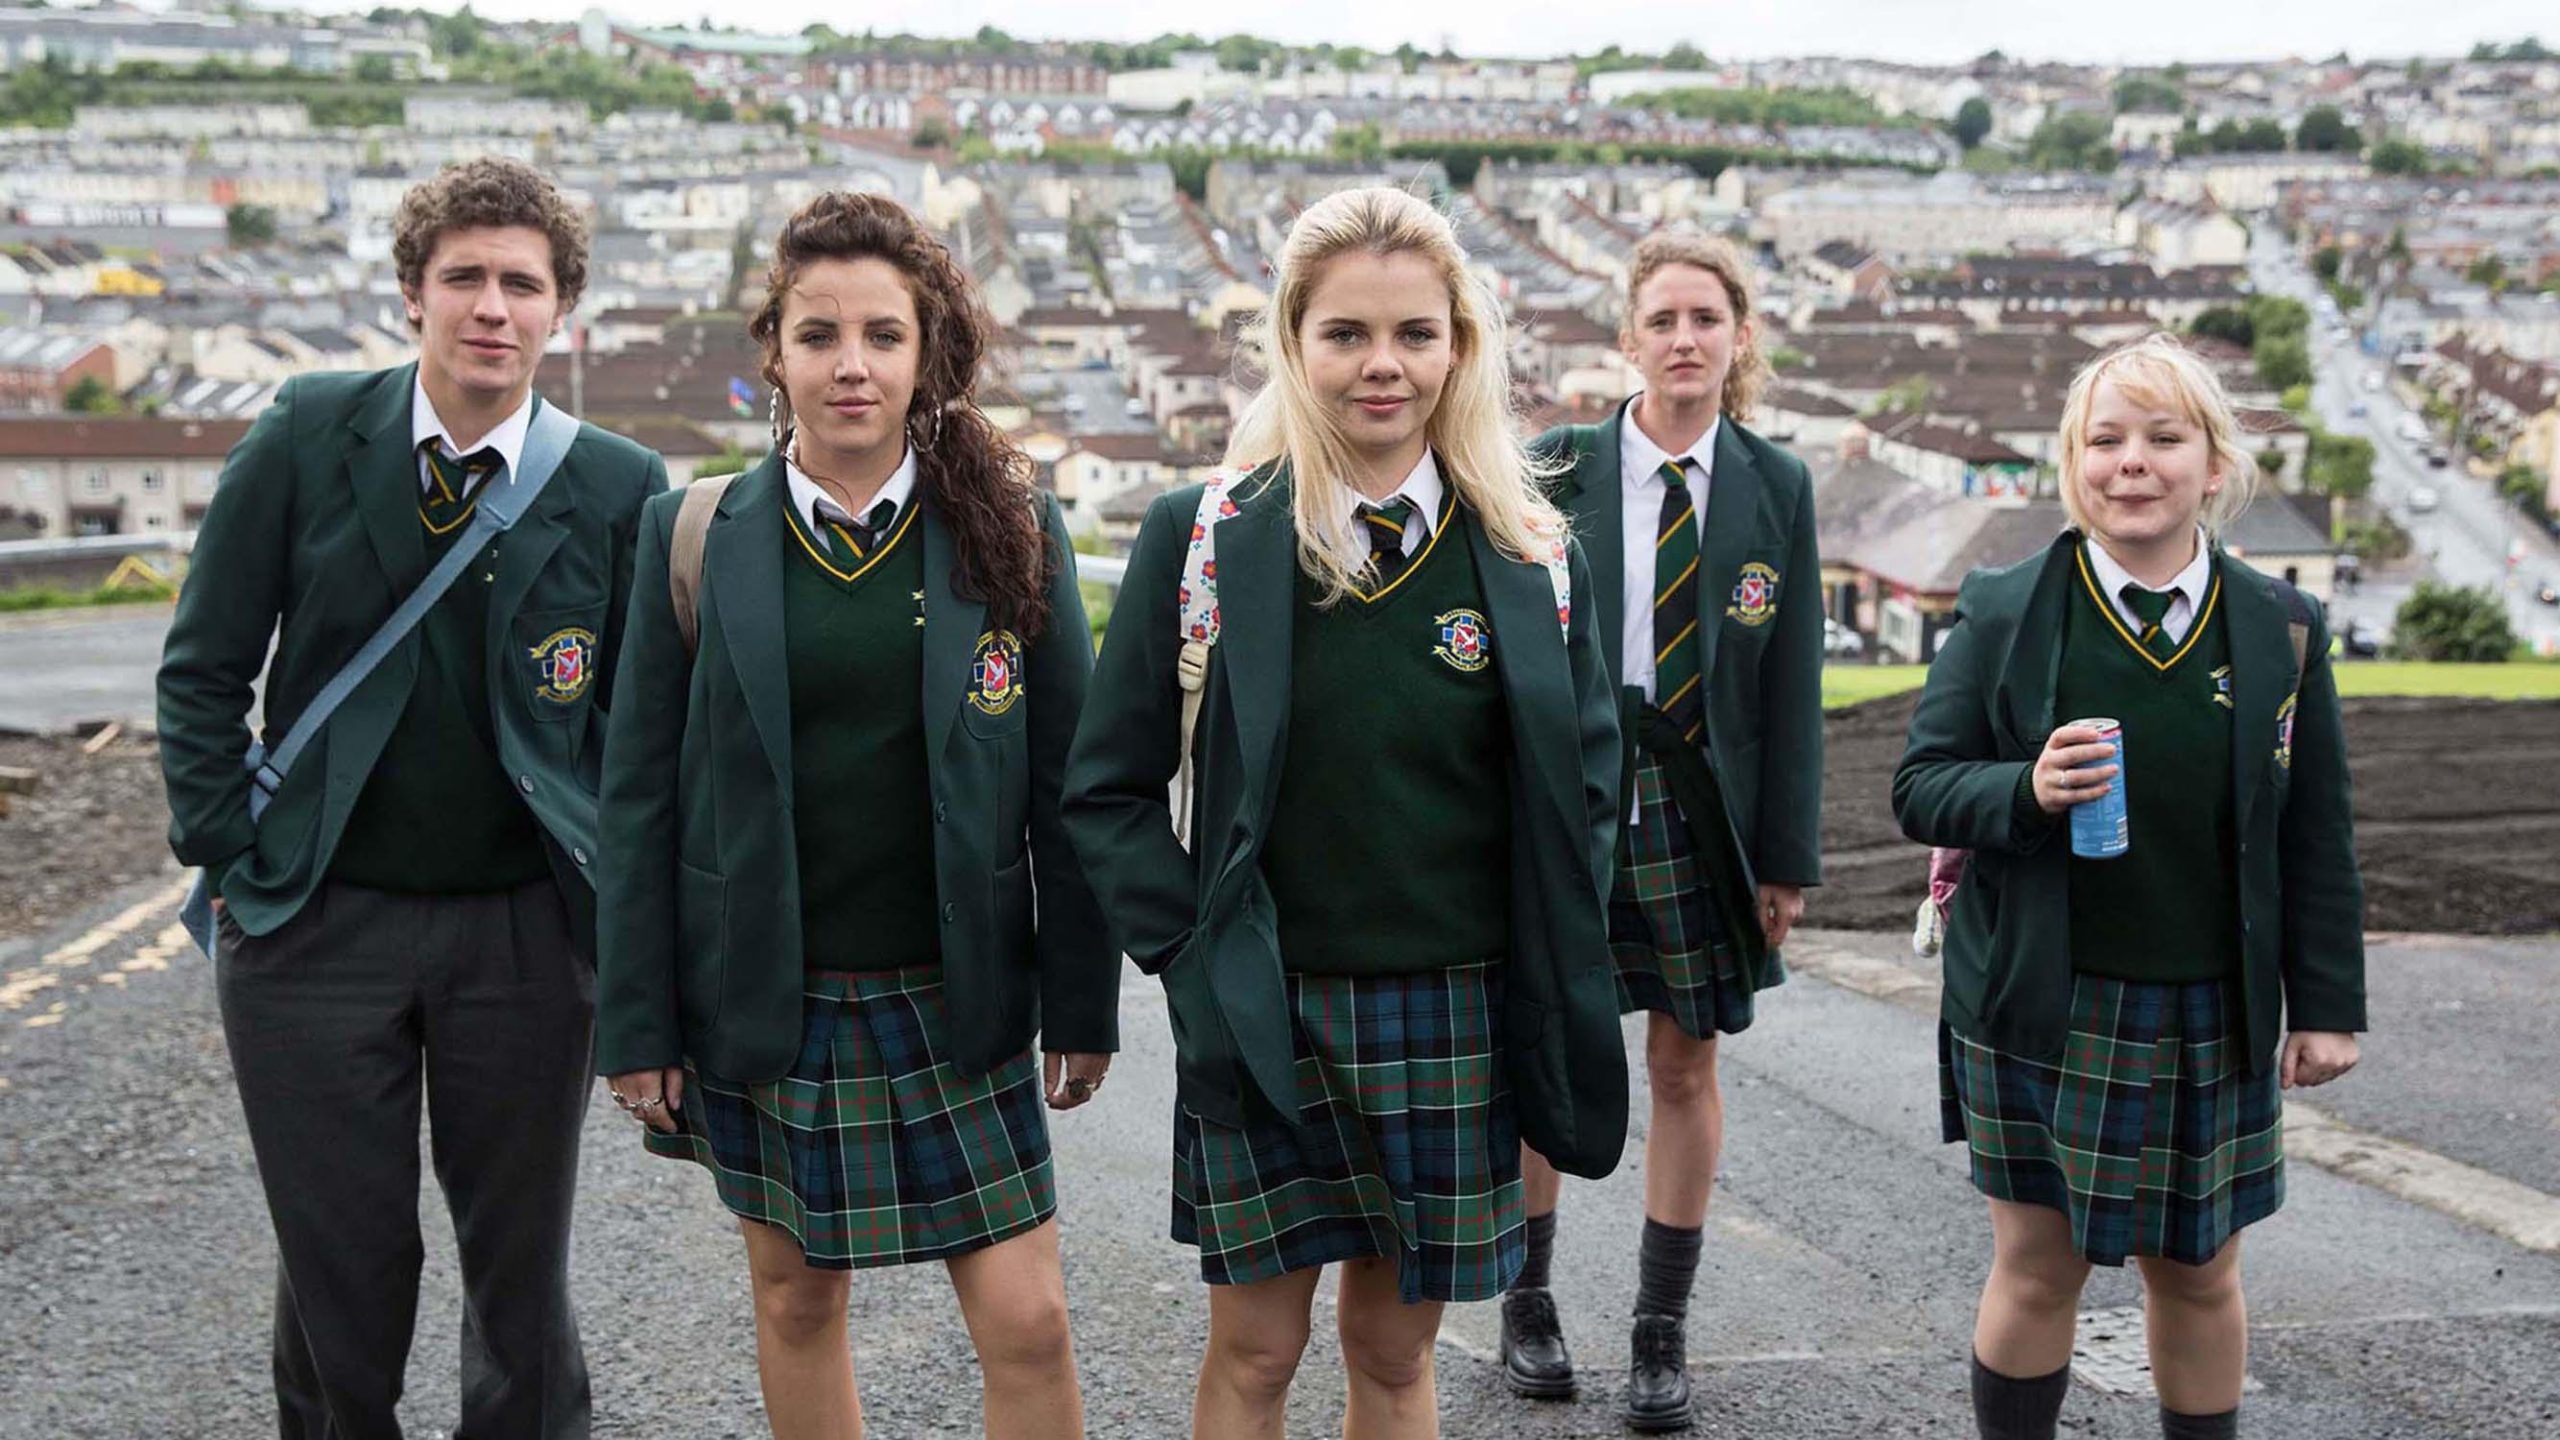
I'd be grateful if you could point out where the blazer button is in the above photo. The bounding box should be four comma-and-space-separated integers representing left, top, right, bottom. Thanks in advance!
572, 848, 589, 865
517, 775, 535, 794
941, 902, 956, 924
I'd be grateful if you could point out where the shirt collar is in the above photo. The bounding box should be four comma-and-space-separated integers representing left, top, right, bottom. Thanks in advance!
2085, 525, 2213, 607
411, 372, 535, 493
786, 444, 918, 531
1618, 394, 1719, 487
1344, 449, 1445, 541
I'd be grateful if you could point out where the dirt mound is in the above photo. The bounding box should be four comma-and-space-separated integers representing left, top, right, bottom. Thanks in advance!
1812, 693, 2560, 936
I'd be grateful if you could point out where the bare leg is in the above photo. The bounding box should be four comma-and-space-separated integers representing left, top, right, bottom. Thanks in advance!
1640, 1015, 1723, 1228
1973, 1199, 2092, 1381
739, 1220, 860, 1440
1336, 1257, 1444, 1440
2136, 1239, 2247, 1417
944, 1220, 1084, 1440
1192, 1267, 1320, 1440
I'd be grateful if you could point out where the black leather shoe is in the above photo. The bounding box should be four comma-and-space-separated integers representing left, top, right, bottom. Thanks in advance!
1498, 1286, 1576, 1398
1621, 1313, 1694, 1432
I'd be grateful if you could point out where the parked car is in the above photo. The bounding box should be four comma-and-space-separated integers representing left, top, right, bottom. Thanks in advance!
2426, 447, 2450, 468
1124, 397, 1149, 418
2339, 618, 2383, 659
2362, 372, 2383, 392
2536, 576, 2560, 607
2348, 399, 2369, 418
2407, 485, 2442, 513
1823, 617, 1865, 659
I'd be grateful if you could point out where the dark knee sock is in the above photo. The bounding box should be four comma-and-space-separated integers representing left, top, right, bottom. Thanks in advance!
1515, 1210, 1558, 1291
2159, 1405, 2238, 1440
1633, 1218, 1703, 1319
1970, 1353, 2070, 1440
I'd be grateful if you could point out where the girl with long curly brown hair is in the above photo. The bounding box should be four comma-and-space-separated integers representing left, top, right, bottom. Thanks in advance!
594, 190, 1114, 1439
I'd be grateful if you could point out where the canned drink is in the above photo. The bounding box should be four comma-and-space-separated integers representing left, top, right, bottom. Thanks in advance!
2066, 717, 2129, 860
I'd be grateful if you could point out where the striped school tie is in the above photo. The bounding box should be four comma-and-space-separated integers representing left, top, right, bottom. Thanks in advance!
1359, 497, 1418, 593
2120, 585, 2181, 662
1653, 460, 1706, 744
812, 495, 897, 570
418, 441, 502, 537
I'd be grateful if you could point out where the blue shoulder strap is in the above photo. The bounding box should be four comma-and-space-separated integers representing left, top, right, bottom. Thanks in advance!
243, 400, 581, 819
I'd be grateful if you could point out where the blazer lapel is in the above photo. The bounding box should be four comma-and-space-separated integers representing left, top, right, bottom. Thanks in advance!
1215, 471, 1297, 829
482, 394, 575, 647
1569, 412, 1628, 672
2219, 555, 2290, 830
706, 454, 795, 792
1468, 514, 1582, 846
1993, 532, 2078, 752
344, 363, 425, 592
922, 496, 987, 759
1696, 420, 1762, 685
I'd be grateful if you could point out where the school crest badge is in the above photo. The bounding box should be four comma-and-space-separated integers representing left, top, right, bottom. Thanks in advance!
1433, 608, 1492, 673
2274, 692, 2298, 770
970, 629, 1026, 716
2211, 665, 2234, 709
1726, 561, 1780, 627
527, 627, 597, 705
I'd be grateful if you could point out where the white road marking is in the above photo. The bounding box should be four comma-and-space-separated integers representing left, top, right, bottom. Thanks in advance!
1787, 935, 2560, 1257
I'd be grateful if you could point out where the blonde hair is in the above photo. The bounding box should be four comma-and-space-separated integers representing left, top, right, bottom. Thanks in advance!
1621, 230, 1769, 422
2057, 333, 2259, 537
1225, 186, 1564, 605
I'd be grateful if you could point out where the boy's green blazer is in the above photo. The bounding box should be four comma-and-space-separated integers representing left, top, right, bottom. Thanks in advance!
157, 364, 667, 951
592, 453, 1116, 1083
1535, 411, 1827, 910
1061, 469, 1630, 1180
1890, 531, 2368, 1073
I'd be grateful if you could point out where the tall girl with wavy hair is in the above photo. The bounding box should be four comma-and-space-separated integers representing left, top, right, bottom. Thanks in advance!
1065, 185, 1628, 1439
595, 191, 1114, 1439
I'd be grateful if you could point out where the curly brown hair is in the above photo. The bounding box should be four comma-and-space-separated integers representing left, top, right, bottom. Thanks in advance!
1621, 230, 1768, 423
392, 157, 590, 324
749, 191, 1053, 638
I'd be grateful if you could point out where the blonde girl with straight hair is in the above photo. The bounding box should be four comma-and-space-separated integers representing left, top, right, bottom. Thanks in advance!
1897, 331, 2364, 1440
1065, 184, 1629, 1439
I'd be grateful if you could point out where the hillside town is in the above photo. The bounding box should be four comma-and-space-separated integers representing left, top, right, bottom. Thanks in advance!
3, 5, 2558, 662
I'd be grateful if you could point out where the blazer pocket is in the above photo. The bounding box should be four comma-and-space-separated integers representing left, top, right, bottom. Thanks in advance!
516, 603, 610, 724
991, 851, 1034, 960
674, 859, 728, 1035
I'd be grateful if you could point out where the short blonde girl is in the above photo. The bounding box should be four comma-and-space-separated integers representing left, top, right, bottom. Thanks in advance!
1225, 185, 1564, 604
2057, 332, 2261, 536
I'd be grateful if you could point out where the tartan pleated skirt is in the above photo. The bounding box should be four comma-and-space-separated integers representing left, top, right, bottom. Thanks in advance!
1611, 754, 1763, 1040
643, 966, 1057, 1270
1939, 973, 2285, 1267
1171, 959, 1525, 1304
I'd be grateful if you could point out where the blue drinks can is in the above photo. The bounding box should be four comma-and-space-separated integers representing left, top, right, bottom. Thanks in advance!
2067, 716, 2129, 860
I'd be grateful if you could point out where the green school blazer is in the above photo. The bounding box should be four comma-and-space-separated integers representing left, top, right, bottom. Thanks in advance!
1060, 469, 1630, 1180
157, 363, 667, 952
1537, 412, 1827, 916
592, 454, 1116, 1083
1890, 531, 2368, 1073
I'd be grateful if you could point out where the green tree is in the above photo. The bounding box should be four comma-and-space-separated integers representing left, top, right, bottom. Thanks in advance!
2112, 74, 2184, 113
2389, 582, 2516, 662
2313, 244, 2343, 282
1866, 373, 1937, 415
2245, 293, 2310, 343
2369, 139, 2432, 175
2467, 254, 2507, 288
2025, 111, 2115, 171
1663, 41, 1707, 70
910, 116, 950, 149
63, 375, 120, 413
1952, 96, 1992, 149
430, 4, 483, 57
353, 54, 397, 85
2294, 105, 2359, 152
225, 203, 277, 247
2305, 427, 2374, 500
2499, 464, 2547, 509
2254, 334, 2312, 391
2188, 306, 2255, 347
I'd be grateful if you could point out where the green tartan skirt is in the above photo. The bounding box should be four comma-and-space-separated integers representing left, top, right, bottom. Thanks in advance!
1940, 972, 2285, 1267
644, 966, 1056, 1270
1611, 754, 1764, 1039
1171, 959, 1525, 1304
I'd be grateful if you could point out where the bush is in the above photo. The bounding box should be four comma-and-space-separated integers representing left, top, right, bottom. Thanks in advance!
2389, 582, 2517, 662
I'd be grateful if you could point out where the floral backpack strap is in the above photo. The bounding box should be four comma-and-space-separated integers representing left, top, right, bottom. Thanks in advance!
1535, 524, 1572, 640
1172, 471, 1244, 849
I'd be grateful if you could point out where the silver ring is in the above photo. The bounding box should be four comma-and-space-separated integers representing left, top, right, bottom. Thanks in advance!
634, 1095, 665, 1112
609, 1091, 631, 1111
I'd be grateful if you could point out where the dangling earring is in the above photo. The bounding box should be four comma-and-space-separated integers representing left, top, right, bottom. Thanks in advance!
768, 385, 789, 455
908, 401, 945, 453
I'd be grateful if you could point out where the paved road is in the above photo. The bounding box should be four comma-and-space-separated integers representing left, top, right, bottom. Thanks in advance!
0, 609, 180, 735
3, 875, 2554, 1437
2249, 234, 2560, 654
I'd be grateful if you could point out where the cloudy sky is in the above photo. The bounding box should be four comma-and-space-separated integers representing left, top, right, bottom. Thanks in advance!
381, 1, 2549, 67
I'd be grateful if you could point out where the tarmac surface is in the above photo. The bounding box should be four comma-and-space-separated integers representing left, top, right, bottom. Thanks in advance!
3, 870, 2555, 1438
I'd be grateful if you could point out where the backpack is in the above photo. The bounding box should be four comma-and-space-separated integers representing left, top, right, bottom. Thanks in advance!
1911, 579, 2320, 957
1169, 468, 1576, 848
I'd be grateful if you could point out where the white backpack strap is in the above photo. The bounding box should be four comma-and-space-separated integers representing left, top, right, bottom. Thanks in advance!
1172, 472, 1244, 850
1534, 523, 1572, 641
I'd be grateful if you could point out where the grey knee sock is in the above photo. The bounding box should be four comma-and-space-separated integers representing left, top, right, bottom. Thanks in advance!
1515, 1210, 1558, 1291
1633, 1218, 1703, 1319
1970, 1353, 2070, 1440
2159, 1404, 2238, 1440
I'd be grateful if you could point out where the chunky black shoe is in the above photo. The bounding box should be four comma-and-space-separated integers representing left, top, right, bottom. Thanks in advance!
1621, 1313, 1694, 1432
1499, 1286, 1577, 1398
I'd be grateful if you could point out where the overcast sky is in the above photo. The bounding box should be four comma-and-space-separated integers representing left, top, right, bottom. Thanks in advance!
361, 1, 2549, 68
